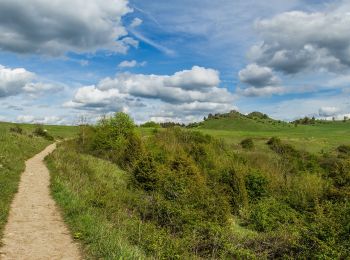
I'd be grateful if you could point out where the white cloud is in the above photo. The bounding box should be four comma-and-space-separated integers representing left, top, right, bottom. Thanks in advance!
130, 18, 143, 28
118, 60, 146, 68
249, 5, 350, 74
64, 86, 130, 112
93, 66, 230, 104
0, 64, 65, 98
237, 86, 285, 97
16, 115, 66, 125
23, 82, 65, 96
238, 63, 284, 96
80, 60, 89, 67
0, 0, 135, 56
65, 66, 235, 122
0, 65, 35, 97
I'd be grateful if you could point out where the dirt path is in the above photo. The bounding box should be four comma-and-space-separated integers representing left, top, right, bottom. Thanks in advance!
0, 144, 81, 260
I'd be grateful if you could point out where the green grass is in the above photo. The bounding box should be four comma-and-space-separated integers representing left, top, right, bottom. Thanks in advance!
196, 118, 350, 153
47, 142, 198, 259
46, 144, 146, 259
0, 125, 51, 239
0, 121, 78, 139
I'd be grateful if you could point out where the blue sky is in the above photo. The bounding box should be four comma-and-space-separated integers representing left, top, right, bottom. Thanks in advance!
0, 0, 349, 124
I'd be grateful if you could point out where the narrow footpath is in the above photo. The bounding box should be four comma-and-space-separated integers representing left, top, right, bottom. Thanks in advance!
0, 144, 81, 260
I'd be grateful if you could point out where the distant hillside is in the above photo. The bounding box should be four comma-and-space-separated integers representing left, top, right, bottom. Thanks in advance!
197, 110, 290, 131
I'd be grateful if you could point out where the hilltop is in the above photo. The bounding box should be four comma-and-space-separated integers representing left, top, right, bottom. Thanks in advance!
196, 110, 289, 131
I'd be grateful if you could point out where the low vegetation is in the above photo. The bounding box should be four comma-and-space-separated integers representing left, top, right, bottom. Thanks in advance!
46, 112, 350, 258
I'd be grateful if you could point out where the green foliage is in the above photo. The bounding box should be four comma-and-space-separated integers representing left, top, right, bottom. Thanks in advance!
247, 198, 299, 232
221, 167, 248, 214
247, 111, 269, 119
33, 125, 54, 141
240, 138, 254, 150
245, 171, 269, 201
337, 145, 350, 155
80, 112, 143, 169
140, 121, 160, 128
43, 113, 350, 258
132, 155, 158, 191
9, 125, 23, 135
292, 116, 317, 125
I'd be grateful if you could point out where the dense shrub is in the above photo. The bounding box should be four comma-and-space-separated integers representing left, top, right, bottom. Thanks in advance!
245, 171, 269, 201
221, 167, 248, 214
247, 198, 299, 232
33, 125, 54, 141
67, 114, 350, 258
9, 125, 23, 135
337, 145, 350, 155
132, 155, 158, 191
140, 121, 160, 128
81, 112, 143, 168
240, 138, 254, 150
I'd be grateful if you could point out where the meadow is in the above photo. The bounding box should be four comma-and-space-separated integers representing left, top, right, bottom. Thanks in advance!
45, 112, 350, 258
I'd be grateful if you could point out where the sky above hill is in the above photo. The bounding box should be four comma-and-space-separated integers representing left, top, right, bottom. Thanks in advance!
0, 0, 350, 124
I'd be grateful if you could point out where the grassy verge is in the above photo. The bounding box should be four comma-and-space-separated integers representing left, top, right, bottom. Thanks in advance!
0, 128, 50, 238
46, 142, 148, 259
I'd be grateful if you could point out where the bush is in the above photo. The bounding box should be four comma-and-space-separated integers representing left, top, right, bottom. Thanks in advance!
133, 155, 158, 191
9, 125, 23, 135
221, 167, 248, 214
247, 198, 299, 232
245, 171, 269, 201
87, 112, 142, 168
240, 138, 254, 150
33, 125, 54, 141
337, 145, 350, 155
140, 121, 160, 128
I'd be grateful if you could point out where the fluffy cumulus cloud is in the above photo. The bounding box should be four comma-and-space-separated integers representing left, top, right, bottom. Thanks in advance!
65, 66, 235, 122
0, 0, 134, 56
238, 2, 350, 97
238, 63, 284, 96
248, 5, 350, 74
0, 65, 64, 98
0, 65, 35, 97
239, 64, 280, 87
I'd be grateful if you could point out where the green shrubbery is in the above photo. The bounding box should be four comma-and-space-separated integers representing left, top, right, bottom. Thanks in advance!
240, 138, 254, 150
9, 125, 23, 135
48, 113, 350, 258
33, 125, 54, 141
78, 112, 143, 169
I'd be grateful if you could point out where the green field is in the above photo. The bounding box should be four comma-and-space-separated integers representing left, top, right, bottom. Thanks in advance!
141, 113, 350, 154
198, 121, 350, 153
